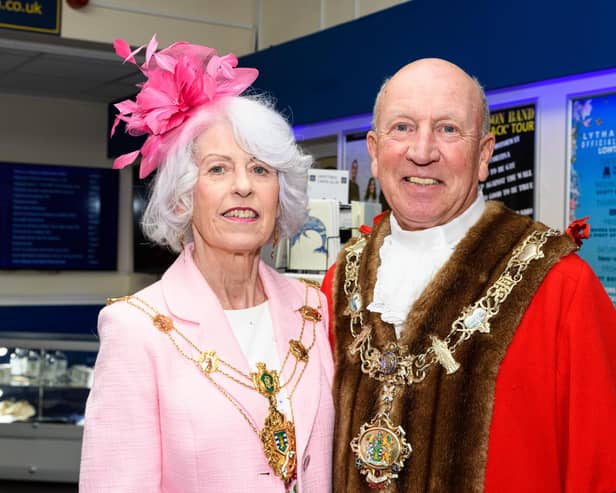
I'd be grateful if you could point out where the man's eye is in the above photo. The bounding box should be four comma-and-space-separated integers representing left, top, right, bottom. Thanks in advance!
395, 123, 410, 132
441, 125, 457, 134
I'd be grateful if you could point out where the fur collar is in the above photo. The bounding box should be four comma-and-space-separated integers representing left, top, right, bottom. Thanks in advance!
332, 202, 577, 493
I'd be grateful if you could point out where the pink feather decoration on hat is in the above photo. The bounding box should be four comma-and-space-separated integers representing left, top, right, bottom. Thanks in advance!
111, 34, 259, 178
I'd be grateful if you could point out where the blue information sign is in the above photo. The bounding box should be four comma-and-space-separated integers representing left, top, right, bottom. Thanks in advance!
0, 0, 60, 34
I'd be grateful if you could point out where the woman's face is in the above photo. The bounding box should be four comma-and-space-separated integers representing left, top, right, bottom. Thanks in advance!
191, 121, 280, 256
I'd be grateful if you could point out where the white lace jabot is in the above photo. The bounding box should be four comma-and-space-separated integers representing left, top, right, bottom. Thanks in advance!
367, 194, 486, 338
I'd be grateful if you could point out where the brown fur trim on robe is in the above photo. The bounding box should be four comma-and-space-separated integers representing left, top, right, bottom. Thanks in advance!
332, 201, 577, 493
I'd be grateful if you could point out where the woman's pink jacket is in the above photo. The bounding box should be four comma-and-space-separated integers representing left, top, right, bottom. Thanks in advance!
79, 247, 334, 492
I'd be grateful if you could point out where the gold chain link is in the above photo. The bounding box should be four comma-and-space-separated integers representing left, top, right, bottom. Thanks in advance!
345, 228, 559, 385
112, 280, 322, 434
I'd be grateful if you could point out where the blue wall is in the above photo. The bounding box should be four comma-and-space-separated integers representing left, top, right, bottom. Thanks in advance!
240, 0, 616, 125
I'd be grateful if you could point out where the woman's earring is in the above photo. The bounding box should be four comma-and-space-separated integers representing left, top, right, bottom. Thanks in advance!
179, 231, 185, 250
271, 227, 280, 259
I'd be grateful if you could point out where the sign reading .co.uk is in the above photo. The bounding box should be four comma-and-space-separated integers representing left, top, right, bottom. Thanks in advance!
0, 0, 60, 34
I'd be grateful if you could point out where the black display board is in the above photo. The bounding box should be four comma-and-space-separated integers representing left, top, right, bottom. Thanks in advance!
484, 103, 536, 217
132, 166, 176, 274
0, 162, 119, 270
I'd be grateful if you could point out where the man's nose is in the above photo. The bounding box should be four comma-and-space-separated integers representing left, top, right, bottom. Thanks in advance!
405, 128, 439, 165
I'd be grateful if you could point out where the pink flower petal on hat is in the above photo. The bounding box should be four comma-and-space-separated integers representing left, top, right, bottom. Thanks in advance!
207, 54, 238, 80
200, 73, 217, 101
114, 99, 138, 115
138, 137, 163, 178
145, 34, 158, 66
151, 52, 177, 73
175, 59, 205, 105
114, 39, 148, 67
144, 107, 187, 135
113, 38, 136, 64
110, 115, 122, 137
217, 67, 259, 96
113, 150, 140, 170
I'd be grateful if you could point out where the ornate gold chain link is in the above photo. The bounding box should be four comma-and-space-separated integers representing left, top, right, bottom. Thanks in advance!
106, 279, 323, 484
346, 228, 559, 385
345, 227, 560, 489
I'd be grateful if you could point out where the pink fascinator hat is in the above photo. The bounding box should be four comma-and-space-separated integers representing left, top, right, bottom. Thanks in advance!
111, 34, 259, 178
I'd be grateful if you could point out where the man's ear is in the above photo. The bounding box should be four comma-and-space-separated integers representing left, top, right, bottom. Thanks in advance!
478, 132, 495, 182
367, 130, 379, 178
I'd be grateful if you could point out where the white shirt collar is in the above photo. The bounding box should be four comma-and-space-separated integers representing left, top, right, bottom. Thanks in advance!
389, 193, 486, 251
368, 193, 486, 336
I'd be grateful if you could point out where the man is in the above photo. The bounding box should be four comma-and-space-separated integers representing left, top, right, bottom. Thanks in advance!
348, 159, 360, 202
322, 59, 616, 492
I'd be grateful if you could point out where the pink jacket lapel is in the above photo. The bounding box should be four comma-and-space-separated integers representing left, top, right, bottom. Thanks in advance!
160, 246, 268, 427
259, 264, 322, 459
160, 245, 323, 459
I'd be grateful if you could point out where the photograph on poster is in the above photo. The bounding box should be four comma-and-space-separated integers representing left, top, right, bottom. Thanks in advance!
483, 103, 536, 217
344, 131, 388, 210
569, 91, 616, 306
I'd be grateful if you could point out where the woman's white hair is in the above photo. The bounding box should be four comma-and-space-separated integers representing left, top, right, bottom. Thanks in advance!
141, 95, 312, 253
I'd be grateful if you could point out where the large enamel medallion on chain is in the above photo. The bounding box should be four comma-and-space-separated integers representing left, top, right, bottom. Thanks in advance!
252, 363, 298, 483
351, 413, 412, 489
261, 406, 297, 483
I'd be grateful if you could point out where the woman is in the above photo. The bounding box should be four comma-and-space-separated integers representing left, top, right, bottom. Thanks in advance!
79, 36, 334, 493
363, 177, 377, 201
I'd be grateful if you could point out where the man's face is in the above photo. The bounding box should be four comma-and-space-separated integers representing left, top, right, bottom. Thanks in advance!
367, 59, 494, 230
351, 161, 358, 179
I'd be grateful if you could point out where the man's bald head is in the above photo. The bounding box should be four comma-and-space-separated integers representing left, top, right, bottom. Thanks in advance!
371, 58, 489, 136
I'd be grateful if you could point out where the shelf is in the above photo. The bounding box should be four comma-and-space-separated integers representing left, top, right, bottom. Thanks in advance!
0, 332, 98, 352
0, 382, 91, 391
0, 333, 96, 483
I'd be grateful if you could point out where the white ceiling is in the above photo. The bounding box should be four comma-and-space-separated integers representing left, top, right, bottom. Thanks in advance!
0, 31, 144, 103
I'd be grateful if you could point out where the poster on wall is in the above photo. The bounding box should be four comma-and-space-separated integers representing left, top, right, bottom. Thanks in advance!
569, 92, 616, 306
483, 103, 536, 217
344, 131, 389, 211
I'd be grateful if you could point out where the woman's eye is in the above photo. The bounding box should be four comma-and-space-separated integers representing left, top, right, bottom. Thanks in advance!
208, 165, 225, 174
252, 165, 269, 175
251, 162, 276, 176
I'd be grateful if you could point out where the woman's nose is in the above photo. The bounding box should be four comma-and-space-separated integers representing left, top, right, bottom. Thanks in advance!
232, 168, 253, 197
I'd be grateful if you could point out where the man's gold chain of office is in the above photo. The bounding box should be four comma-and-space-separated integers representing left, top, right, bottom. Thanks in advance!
344, 228, 558, 489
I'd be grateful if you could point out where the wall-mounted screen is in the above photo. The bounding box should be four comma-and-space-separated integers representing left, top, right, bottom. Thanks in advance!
0, 162, 119, 270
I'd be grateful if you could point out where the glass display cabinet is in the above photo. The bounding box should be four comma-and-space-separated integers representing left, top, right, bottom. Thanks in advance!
0, 332, 98, 482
